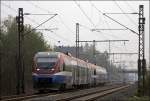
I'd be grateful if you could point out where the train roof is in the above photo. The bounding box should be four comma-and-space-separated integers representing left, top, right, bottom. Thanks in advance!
35, 51, 61, 58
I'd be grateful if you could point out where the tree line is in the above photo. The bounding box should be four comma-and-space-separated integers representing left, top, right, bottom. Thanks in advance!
0, 16, 50, 96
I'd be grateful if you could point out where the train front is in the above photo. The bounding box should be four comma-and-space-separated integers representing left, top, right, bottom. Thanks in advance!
32, 52, 62, 91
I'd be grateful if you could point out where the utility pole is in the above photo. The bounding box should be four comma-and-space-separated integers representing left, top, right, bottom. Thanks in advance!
93, 40, 96, 65
138, 5, 146, 96
16, 8, 24, 94
0, 24, 2, 100
108, 40, 111, 81
76, 23, 79, 59
76, 23, 79, 86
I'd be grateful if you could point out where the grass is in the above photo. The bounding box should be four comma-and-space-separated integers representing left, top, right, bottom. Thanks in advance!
128, 95, 150, 101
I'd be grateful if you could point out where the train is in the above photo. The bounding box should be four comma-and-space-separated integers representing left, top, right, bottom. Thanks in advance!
32, 51, 108, 91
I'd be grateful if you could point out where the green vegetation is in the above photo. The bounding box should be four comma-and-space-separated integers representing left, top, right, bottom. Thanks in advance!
145, 71, 150, 96
128, 71, 150, 101
128, 96, 150, 101
0, 16, 51, 96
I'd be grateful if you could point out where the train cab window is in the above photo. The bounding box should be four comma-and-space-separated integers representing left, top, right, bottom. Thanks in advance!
36, 57, 57, 69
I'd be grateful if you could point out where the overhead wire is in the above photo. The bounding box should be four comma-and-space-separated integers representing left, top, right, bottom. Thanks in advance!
95, 11, 122, 39
58, 15, 75, 35
32, 0, 108, 43
1, 2, 17, 12
75, 1, 113, 40
79, 23, 130, 54
37, 30, 58, 42
1, 2, 59, 42
90, 2, 139, 36
124, 2, 141, 52
90, 0, 93, 21
79, 23, 112, 40
1, 2, 40, 26
74, 1, 109, 43
74, 1, 114, 40
75, 2, 110, 39
27, 1, 75, 35
124, 1, 137, 13
123, 1, 141, 53
27, 1, 75, 44
74, 0, 96, 28
102, 18, 129, 40
79, 16, 128, 42
100, 8, 128, 40
27, 1, 138, 52
89, 2, 139, 57
27, 1, 54, 14
48, 30, 74, 44
89, 0, 102, 28
78, 23, 122, 54
102, 16, 138, 52
24, 14, 57, 36
78, 23, 105, 41
28, 0, 123, 45
95, 14, 102, 27
1, 0, 139, 54
2, 2, 74, 44
89, 2, 129, 40
79, 23, 92, 30
113, 0, 138, 27
103, 14, 138, 35
125, 4, 139, 56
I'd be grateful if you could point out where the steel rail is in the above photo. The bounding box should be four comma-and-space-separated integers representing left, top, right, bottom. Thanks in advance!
71, 85, 129, 101
1, 92, 57, 101
55, 85, 129, 101
1, 88, 81, 101
2, 84, 128, 101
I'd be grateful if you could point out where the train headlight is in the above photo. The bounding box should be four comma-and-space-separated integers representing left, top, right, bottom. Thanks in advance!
36, 68, 40, 71
51, 68, 54, 71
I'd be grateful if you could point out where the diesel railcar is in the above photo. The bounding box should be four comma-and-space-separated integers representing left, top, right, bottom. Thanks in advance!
32, 52, 107, 91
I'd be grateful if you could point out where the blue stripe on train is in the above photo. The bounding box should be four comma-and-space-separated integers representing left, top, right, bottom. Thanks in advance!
52, 75, 66, 83
32, 75, 66, 84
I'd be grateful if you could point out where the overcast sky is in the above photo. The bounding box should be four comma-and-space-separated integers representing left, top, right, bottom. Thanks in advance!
1, 0, 149, 69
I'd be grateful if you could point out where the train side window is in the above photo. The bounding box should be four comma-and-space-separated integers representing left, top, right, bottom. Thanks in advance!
63, 63, 65, 71
94, 69, 96, 75
60, 62, 64, 71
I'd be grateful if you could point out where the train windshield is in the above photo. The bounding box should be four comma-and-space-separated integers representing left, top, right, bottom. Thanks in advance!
36, 57, 58, 69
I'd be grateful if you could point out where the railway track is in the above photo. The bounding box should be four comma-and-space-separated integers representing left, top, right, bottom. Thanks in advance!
55, 85, 129, 101
1, 92, 57, 101
1, 84, 128, 101
1, 88, 82, 101
70, 85, 129, 101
